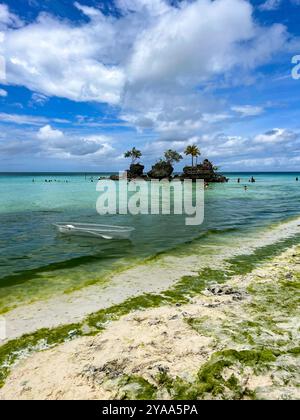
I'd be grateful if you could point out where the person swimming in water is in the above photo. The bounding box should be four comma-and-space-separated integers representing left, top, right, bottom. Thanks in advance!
244, 185, 248, 191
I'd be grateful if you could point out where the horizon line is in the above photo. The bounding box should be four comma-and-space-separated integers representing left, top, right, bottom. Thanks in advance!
1, 171, 300, 175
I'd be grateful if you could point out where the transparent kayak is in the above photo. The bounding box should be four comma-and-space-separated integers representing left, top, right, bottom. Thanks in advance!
54, 223, 135, 240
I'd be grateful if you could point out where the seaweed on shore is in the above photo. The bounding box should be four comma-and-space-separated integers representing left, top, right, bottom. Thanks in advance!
0, 323, 82, 387
0, 235, 300, 389
119, 345, 300, 400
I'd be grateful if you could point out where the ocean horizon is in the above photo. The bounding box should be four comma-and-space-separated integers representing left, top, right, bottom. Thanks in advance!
1, 171, 300, 174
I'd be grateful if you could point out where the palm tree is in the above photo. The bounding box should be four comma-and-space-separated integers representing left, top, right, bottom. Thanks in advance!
164, 149, 183, 165
124, 147, 142, 164
184, 144, 201, 167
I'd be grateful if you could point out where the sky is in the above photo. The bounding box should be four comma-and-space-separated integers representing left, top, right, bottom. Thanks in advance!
0, 0, 300, 172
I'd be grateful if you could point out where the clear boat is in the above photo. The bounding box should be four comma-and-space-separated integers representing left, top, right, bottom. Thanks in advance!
54, 223, 135, 240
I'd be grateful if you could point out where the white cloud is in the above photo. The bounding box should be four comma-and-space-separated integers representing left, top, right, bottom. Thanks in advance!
259, 0, 282, 11
121, 0, 288, 138
116, 0, 169, 15
0, 123, 115, 162
74, 1, 103, 18
37, 124, 64, 140
0, 112, 69, 125
0, 0, 290, 115
259, 0, 300, 11
0, 88, 7, 97
202, 113, 231, 123
1, 120, 299, 171
127, 0, 288, 87
4, 11, 125, 104
36, 125, 115, 158
143, 137, 195, 154
0, 0, 297, 163
232, 105, 264, 117
228, 157, 278, 167
30, 92, 48, 106
142, 126, 300, 169
200, 127, 300, 170
62, 135, 114, 157
253, 128, 298, 144
0, 3, 22, 29
0, 112, 49, 125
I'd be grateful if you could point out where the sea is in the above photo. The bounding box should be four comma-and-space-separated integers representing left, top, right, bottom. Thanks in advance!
1, 172, 300, 313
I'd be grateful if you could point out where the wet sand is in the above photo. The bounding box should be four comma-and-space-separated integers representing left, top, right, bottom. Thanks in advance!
2, 216, 300, 344
0, 245, 299, 400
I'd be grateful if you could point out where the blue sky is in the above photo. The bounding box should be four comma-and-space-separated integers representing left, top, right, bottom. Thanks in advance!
0, 0, 300, 172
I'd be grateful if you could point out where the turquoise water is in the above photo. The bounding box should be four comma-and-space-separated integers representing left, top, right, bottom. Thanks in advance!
0, 172, 300, 312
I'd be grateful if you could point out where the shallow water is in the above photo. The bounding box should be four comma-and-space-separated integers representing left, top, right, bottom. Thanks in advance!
1, 172, 300, 312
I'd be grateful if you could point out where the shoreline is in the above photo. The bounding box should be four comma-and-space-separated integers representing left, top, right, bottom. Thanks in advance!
2, 216, 300, 344
0, 244, 299, 400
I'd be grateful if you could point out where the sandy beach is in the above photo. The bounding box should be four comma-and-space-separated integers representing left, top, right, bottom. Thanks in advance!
0, 242, 299, 400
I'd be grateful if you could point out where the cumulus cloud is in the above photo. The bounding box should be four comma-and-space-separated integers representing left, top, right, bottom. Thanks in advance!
259, 0, 300, 11
0, 123, 115, 164
54, 135, 115, 157
122, 0, 288, 138
259, 0, 282, 11
207, 128, 300, 170
116, 0, 169, 15
141, 126, 300, 170
0, 1, 298, 169
0, 121, 299, 170
232, 105, 264, 117
37, 124, 64, 140
0, 1, 291, 117
3, 10, 125, 104
36, 125, 115, 158
128, 0, 261, 85
122, 89, 236, 141
142, 137, 199, 159
253, 128, 298, 144
0, 3, 22, 29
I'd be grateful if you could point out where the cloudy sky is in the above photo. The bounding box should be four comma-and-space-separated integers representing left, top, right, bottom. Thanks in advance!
0, 0, 300, 172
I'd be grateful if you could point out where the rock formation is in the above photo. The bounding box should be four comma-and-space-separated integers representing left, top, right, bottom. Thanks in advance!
109, 158, 228, 183
147, 161, 174, 180
127, 163, 145, 178
181, 159, 228, 182
109, 164, 145, 181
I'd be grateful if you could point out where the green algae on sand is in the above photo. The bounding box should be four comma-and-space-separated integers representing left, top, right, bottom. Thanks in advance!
0, 237, 300, 392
